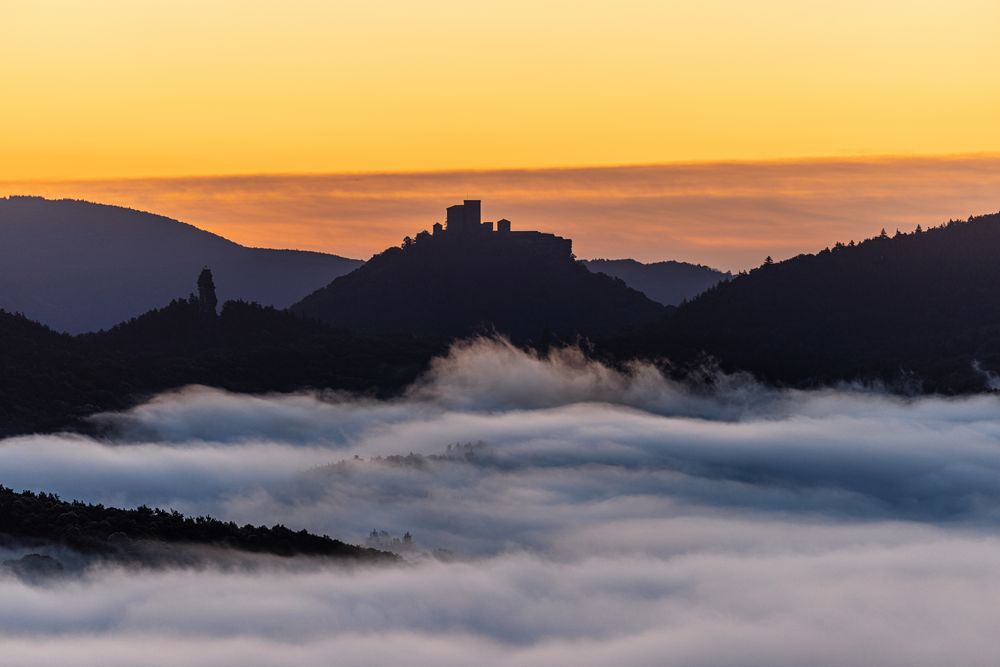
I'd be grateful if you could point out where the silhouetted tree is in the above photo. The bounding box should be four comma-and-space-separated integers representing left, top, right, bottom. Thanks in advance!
197, 267, 218, 317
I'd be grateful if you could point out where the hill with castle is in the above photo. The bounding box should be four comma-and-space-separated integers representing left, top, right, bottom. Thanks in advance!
291, 200, 668, 339
6, 199, 1000, 438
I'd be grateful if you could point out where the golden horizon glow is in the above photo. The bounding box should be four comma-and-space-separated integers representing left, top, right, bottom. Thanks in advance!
6, 154, 1000, 271
3, 0, 999, 180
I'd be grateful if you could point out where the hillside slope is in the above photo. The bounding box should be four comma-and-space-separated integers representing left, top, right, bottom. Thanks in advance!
0, 196, 362, 332
291, 231, 667, 339
642, 213, 1000, 391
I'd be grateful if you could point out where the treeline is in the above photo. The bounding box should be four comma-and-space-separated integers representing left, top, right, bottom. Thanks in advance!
0, 486, 391, 561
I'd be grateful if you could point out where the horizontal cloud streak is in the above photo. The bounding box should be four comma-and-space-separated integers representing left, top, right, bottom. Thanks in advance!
4, 155, 1000, 269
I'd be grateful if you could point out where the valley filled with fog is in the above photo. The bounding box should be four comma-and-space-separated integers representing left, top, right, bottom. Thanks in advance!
3, 339, 1000, 666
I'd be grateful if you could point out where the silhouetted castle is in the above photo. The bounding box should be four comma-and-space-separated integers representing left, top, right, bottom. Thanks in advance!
427, 200, 572, 259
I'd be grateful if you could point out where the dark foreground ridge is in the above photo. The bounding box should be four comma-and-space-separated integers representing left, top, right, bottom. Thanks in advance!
0, 486, 392, 562
292, 200, 667, 339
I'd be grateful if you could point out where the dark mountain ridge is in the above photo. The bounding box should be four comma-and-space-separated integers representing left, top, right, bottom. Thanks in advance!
626, 212, 1000, 392
0, 196, 362, 333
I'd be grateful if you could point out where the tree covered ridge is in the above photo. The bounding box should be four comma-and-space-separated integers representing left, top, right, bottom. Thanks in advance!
0, 486, 392, 561
0, 296, 445, 437
644, 210, 1000, 391
291, 226, 667, 339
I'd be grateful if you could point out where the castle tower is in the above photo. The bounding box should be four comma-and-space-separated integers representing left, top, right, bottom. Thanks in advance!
445, 200, 483, 233
463, 200, 481, 227
446, 204, 466, 232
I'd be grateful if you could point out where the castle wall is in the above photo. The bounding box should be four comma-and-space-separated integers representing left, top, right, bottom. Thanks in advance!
437, 201, 571, 259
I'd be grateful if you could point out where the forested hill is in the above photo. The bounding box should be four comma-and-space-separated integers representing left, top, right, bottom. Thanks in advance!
292, 231, 667, 339
0, 299, 444, 437
0, 196, 361, 333
582, 259, 728, 305
0, 486, 392, 565
641, 212, 1000, 392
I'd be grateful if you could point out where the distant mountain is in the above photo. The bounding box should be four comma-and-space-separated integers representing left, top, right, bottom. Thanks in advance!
292, 201, 667, 339
0, 196, 362, 333
620, 212, 1000, 392
582, 258, 728, 305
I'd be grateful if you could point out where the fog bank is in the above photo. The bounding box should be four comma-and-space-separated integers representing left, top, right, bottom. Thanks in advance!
3, 339, 1000, 665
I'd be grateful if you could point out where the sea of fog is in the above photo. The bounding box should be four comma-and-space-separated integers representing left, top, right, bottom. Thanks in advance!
3, 339, 1000, 666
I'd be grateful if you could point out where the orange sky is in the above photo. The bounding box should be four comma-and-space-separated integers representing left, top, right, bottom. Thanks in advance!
3, 0, 999, 179
2, 1, 999, 267
5, 155, 1000, 270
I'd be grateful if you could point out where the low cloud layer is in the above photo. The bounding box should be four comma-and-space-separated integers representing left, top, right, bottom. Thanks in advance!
3, 339, 1000, 664
4, 532, 1000, 667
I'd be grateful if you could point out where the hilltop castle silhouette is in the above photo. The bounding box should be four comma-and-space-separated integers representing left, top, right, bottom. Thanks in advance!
289, 197, 666, 338
424, 200, 573, 259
